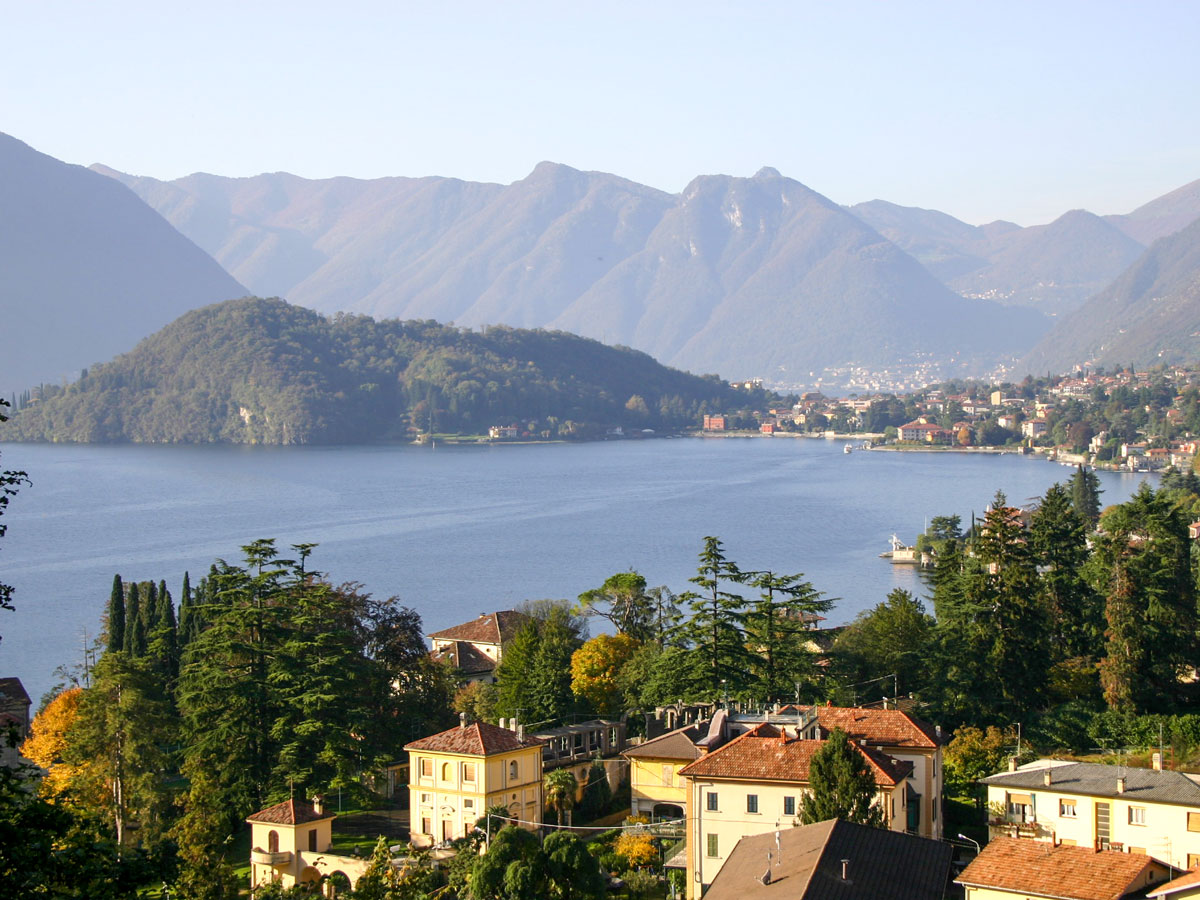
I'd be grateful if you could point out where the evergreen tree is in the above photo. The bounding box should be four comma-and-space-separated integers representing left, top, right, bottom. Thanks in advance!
526, 604, 580, 724
799, 728, 885, 828
743, 569, 832, 701
177, 571, 192, 649
1070, 464, 1103, 526
123, 582, 141, 655
832, 589, 934, 701
678, 536, 751, 698
495, 620, 540, 722
107, 574, 125, 654
1031, 483, 1101, 662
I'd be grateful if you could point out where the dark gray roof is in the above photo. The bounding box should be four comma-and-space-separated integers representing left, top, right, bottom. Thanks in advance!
622, 722, 708, 761
704, 819, 953, 900
983, 761, 1200, 807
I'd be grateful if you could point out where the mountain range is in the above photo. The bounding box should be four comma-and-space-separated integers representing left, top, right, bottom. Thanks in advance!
4, 129, 1200, 393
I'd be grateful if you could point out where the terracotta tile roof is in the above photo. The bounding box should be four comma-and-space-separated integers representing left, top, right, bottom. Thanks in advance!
678, 723, 911, 787
623, 722, 708, 761
810, 706, 940, 749
430, 640, 496, 675
1152, 867, 1200, 897
427, 611, 528, 645
404, 721, 543, 757
956, 837, 1164, 900
705, 819, 952, 900
246, 798, 333, 826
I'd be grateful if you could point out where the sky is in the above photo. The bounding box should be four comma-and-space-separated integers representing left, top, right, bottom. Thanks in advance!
2, 0, 1198, 226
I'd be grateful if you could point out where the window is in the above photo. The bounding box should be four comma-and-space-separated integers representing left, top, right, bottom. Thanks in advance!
1189, 813, 1200, 833
441, 762, 452, 780
706, 792, 718, 811
1059, 800, 1077, 818
706, 834, 719, 857
462, 762, 476, 782
267, 830, 279, 853
1129, 806, 1147, 826
509, 760, 519, 781
464, 798, 474, 810
747, 794, 759, 814
420, 792, 432, 805
419, 758, 432, 778
308, 829, 318, 852
783, 796, 796, 816
421, 816, 432, 835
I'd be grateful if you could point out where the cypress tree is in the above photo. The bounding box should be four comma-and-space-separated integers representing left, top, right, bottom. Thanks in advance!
142, 581, 157, 631
124, 582, 142, 655
107, 574, 125, 653
129, 609, 147, 658
178, 572, 192, 649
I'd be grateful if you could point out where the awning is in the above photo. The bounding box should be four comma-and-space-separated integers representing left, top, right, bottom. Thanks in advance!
1008, 793, 1033, 805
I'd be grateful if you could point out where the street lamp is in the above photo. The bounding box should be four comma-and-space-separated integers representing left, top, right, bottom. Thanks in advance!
957, 833, 980, 854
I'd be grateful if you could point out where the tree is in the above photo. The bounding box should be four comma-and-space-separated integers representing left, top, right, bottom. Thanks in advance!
1070, 464, 1102, 526
832, 589, 934, 700
743, 569, 832, 700
455, 680, 499, 724
64, 652, 176, 849
576, 757, 612, 821
1031, 483, 1101, 664
570, 633, 640, 716
614, 829, 658, 869
943, 725, 1027, 807
544, 767, 578, 826
799, 729, 885, 828
470, 825, 545, 900
678, 537, 750, 698
543, 830, 606, 900
107, 575, 125, 653
20, 686, 84, 800
495, 601, 585, 725
577, 572, 654, 641
1091, 483, 1197, 712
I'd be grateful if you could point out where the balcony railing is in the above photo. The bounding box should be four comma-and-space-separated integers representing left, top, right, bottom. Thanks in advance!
250, 848, 293, 866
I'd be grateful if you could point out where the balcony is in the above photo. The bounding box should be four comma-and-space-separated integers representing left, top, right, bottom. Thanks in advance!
251, 848, 293, 866
987, 817, 1047, 840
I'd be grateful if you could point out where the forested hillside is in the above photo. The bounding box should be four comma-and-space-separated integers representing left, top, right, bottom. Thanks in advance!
3, 297, 762, 444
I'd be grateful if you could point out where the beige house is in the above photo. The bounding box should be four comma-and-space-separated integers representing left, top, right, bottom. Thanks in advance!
405, 719, 544, 845
957, 836, 1168, 900
623, 721, 710, 819
982, 758, 1200, 870
427, 611, 528, 684
247, 797, 369, 896
678, 722, 912, 898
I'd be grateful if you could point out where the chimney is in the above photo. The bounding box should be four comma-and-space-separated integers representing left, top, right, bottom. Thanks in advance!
1043, 768, 1052, 787
935, 724, 943, 742
841, 859, 850, 881
460, 712, 468, 729
1008, 757, 1018, 772
1153, 752, 1163, 771
517, 724, 525, 742
312, 794, 324, 815
1117, 776, 1126, 793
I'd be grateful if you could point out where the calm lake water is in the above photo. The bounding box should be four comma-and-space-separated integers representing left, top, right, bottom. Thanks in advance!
0, 438, 1149, 704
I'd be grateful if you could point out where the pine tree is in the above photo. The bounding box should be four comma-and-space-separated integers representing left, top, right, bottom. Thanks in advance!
1031, 483, 1101, 661
177, 571, 192, 649
799, 728, 885, 828
1070, 464, 1102, 526
106, 574, 125, 654
743, 569, 832, 701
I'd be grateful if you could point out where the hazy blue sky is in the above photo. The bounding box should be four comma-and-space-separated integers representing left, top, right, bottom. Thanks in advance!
4, 1, 1197, 225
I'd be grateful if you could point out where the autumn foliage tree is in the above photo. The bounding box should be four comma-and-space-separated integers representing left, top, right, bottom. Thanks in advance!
20, 687, 84, 800
570, 633, 640, 716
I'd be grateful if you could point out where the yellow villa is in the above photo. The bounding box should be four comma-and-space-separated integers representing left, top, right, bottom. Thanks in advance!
982, 758, 1200, 870
405, 718, 544, 845
678, 722, 912, 899
623, 720, 711, 820
246, 797, 369, 895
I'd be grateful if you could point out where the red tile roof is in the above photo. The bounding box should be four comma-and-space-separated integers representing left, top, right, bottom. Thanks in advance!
811, 706, 940, 749
427, 611, 528, 645
678, 723, 911, 786
956, 837, 1164, 900
430, 640, 496, 675
246, 798, 333, 826
405, 721, 543, 757
1152, 867, 1200, 897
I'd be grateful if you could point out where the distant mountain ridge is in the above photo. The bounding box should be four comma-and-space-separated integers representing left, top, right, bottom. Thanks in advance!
96, 162, 1046, 381
0, 134, 246, 392
1018, 217, 1200, 374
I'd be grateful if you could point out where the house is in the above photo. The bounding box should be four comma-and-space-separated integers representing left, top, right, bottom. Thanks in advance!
956, 836, 1168, 900
247, 797, 369, 895
704, 415, 727, 431
532, 718, 626, 809
405, 717, 544, 846
703, 818, 952, 900
1151, 868, 1200, 899
790, 704, 945, 838
0, 677, 31, 768
623, 720, 711, 820
982, 758, 1200, 869
427, 610, 529, 684
678, 722, 912, 898
1021, 418, 1049, 439
487, 425, 518, 440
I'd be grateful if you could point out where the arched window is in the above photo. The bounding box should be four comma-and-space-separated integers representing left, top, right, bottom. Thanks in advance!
268, 830, 279, 853
441, 762, 452, 780
509, 760, 519, 781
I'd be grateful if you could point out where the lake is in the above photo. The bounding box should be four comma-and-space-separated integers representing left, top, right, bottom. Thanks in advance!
0, 438, 1149, 704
